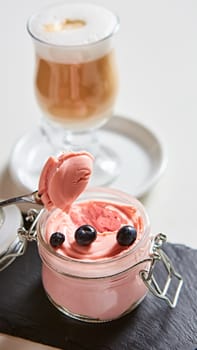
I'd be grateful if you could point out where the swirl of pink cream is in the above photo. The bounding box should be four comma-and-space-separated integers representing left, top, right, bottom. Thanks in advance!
38, 151, 94, 212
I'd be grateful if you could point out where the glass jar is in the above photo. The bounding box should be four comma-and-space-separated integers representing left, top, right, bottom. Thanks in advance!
0, 187, 183, 323
36, 187, 183, 322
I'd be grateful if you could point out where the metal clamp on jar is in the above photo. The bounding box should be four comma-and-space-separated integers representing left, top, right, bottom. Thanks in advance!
0, 191, 41, 272
0, 188, 183, 323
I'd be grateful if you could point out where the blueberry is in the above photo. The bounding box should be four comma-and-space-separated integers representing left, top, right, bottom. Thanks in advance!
50, 232, 65, 248
75, 225, 97, 246
117, 225, 137, 246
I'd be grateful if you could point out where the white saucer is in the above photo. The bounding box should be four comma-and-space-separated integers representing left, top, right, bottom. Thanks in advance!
103, 115, 167, 197
9, 115, 167, 197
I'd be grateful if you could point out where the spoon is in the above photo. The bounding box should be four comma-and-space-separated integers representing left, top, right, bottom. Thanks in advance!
0, 191, 42, 208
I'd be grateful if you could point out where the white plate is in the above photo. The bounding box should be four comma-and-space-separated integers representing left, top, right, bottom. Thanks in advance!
103, 115, 167, 197
9, 115, 167, 197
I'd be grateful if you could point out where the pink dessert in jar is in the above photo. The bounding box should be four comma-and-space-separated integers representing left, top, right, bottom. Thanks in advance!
36, 151, 152, 322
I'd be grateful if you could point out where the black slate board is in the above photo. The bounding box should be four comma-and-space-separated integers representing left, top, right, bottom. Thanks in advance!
0, 240, 197, 350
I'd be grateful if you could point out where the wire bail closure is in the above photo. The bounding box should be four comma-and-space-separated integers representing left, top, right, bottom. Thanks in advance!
17, 209, 42, 242
0, 236, 27, 272
140, 233, 183, 308
0, 209, 41, 271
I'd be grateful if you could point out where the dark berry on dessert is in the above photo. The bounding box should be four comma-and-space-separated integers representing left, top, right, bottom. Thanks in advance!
50, 232, 65, 248
75, 225, 97, 246
116, 225, 137, 246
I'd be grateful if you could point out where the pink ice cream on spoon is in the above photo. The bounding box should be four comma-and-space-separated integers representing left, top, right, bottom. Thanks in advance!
38, 151, 94, 212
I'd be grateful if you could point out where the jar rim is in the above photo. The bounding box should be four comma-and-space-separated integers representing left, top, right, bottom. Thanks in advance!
37, 187, 151, 266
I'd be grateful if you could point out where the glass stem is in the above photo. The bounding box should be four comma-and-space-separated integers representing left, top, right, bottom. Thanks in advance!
40, 118, 100, 156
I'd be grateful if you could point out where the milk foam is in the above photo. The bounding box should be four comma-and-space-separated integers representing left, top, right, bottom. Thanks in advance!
28, 3, 119, 63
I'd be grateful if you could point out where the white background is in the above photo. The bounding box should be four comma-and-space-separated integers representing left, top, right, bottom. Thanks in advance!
0, 0, 197, 250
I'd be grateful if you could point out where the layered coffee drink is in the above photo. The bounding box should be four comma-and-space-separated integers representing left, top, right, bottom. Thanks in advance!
28, 3, 119, 131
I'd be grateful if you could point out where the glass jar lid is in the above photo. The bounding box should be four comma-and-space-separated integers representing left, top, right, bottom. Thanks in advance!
0, 205, 22, 254
0, 204, 23, 270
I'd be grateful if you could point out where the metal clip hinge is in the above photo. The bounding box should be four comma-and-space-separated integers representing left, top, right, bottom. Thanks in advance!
0, 236, 27, 272
0, 209, 43, 271
17, 209, 43, 242
140, 233, 183, 308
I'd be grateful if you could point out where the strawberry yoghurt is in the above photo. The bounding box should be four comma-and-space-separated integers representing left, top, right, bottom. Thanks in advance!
38, 151, 93, 212
43, 200, 144, 260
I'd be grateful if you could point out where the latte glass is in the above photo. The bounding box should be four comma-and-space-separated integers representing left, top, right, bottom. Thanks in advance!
26, 3, 119, 187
